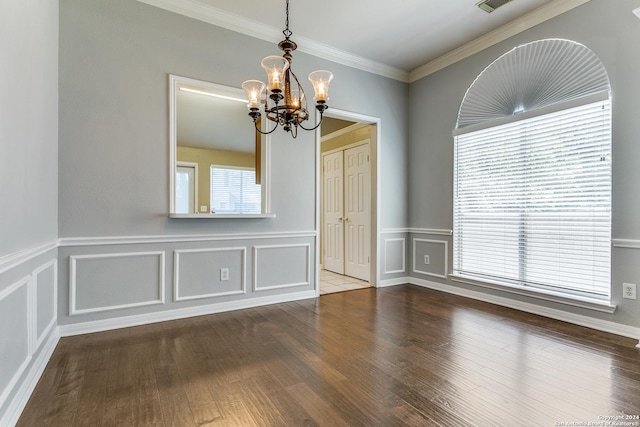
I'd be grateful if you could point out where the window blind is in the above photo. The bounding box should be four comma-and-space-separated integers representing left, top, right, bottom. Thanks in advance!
453, 99, 611, 300
210, 166, 261, 214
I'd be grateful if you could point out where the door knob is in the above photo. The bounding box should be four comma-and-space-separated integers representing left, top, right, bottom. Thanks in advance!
337, 217, 343, 221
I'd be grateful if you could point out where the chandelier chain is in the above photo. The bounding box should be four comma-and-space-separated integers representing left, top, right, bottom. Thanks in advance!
283, 0, 292, 40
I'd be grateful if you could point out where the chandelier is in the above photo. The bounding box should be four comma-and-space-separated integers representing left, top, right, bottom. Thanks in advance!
241, 0, 333, 139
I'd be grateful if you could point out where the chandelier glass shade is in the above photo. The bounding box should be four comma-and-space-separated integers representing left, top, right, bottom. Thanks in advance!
241, 0, 333, 138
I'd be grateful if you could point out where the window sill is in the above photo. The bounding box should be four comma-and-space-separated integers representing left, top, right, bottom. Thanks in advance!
169, 213, 276, 219
449, 274, 616, 314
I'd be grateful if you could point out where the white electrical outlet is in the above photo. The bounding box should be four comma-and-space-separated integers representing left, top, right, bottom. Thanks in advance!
220, 268, 229, 281
424, 255, 430, 265
201, 205, 208, 212
623, 283, 637, 300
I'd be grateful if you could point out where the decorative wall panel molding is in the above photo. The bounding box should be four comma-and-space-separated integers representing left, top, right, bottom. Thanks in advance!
0, 255, 60, 427
69, 251, 165, 316
383, 238, 406, 274
253, 244, 311, 291
0, 330, 59, 427
0, 276, 32, 411
33, 259, 57, 350
412, 238, 448, 279
174, 247, 246, 301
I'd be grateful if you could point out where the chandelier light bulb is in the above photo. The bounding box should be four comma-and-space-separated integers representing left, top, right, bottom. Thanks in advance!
241, 80, 266, 109
308, 70, 333, 102
288, 89, 304, 109
260, 56, 289, 93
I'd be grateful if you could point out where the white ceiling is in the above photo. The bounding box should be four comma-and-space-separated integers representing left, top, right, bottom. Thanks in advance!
139, 0, 592, 82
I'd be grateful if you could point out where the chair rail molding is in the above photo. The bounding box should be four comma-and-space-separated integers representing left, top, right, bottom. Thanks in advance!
0, 241, 58, 275
59, 231, 317, 247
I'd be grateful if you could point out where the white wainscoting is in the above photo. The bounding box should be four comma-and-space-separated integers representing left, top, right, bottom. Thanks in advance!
253, 244, 311, 291
174, 247, 247, 301
69, 251, 166, 316
412, 238, 448, 279
0, 256, 59, 427
383, 238, 406, 274
0, 276, 32, 410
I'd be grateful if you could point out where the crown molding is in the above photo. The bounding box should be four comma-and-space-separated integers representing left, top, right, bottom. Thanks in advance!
139, 0, 592, 83
409, 0, 593, 82
137, 0, 409, 82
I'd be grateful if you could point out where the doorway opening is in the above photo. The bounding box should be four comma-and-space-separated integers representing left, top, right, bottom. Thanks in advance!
316, 112, 379, 295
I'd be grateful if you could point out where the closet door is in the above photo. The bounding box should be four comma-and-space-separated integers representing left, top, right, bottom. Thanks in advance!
344, 144, 370, 281
323, 151, 344, 274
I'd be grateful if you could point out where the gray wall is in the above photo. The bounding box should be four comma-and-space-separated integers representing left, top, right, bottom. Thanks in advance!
408, 0, 640, 328
57, 0, 409, 327
0, 0, 58, 257
0, 0, 59, 424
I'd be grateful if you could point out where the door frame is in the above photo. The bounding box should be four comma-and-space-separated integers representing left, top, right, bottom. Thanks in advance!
314, 109, 381, 296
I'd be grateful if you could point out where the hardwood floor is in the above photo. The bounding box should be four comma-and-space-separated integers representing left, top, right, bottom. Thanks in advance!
18, 285, 640, 426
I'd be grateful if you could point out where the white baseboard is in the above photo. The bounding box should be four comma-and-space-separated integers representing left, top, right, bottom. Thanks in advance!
59, 290, 317, 336
377, 277, 409, 288
406, 276, 640, 346
1, 327, 60, 427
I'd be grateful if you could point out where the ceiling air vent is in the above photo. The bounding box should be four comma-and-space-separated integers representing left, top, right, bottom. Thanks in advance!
477, 0, 513, 13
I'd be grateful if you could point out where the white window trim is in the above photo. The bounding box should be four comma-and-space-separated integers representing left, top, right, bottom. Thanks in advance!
450, 273, 616, 313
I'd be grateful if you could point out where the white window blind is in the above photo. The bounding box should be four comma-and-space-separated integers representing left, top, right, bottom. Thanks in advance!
210, 166, 261, 214
453, 99, 612, 300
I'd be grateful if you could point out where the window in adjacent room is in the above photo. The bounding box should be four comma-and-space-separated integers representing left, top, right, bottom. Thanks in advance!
210, 166, 261, 214
452, 39, 612, 305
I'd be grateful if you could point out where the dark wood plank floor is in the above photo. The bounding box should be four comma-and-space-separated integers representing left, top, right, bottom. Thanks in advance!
18, 285, 640, 426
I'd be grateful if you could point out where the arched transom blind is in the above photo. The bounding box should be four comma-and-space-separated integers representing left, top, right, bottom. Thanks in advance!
456, 39, 610, 130
453, 39, 612, 303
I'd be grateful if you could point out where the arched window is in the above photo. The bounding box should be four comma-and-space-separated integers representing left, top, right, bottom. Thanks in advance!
453, 39, 612, 304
